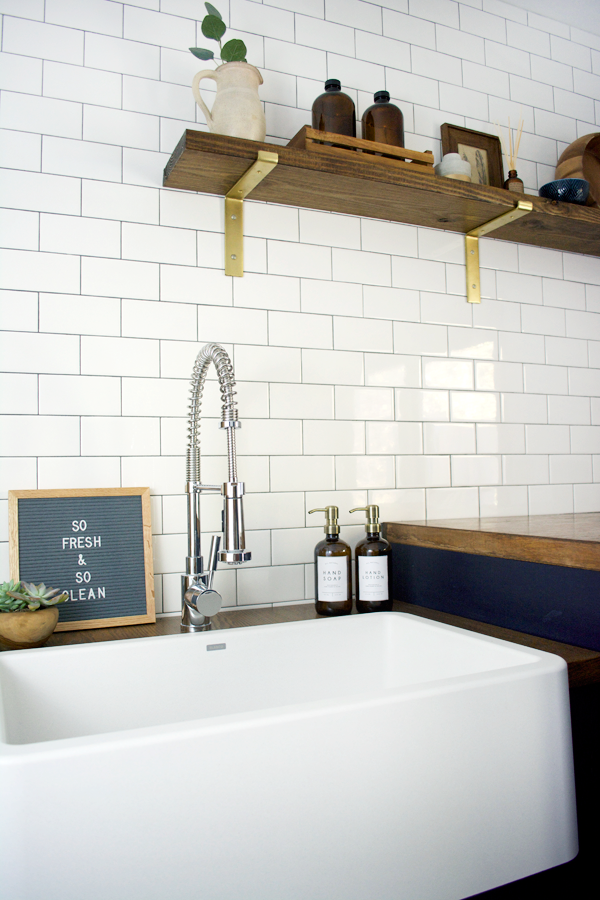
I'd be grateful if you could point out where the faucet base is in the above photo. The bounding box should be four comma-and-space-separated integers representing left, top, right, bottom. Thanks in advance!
180, 621, 213, 633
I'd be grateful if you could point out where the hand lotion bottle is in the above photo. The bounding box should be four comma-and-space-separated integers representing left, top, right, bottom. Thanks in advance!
308, 506, 352, 616
349, 505, 391, 613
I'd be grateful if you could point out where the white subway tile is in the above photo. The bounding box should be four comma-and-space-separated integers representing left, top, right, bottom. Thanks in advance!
269, 310, 332, 349
356, 29, 411, 70
0, 457, 38, 499
39, 213, 120, 258
302, 348, 363, 385
0, 1, 44, 22
509, 74, 554, 111
334, 385, 394, 420
574, 483, 600, 512
417, 228, 463, 264
448, 327, 498, 359
336, 455, 395, 490
122, 455, 183, 497
534, 109, 577, 143
234, 344, 301, 382
362, 218, 417, 258
123, 74, 194, 121
501, 392, 546, 423
81, 336, 159, 377
0, 209, 38, 251
296, 13, 353, 55
396, 387, 449, 421
566, 309, 600, 341
84, 33, 160, 78
451, 391, 499, 421
304, 420, 365, 455
528, 484, 574, 516
545, 336, 588, 367
569, 368, 600, 397
363, 286, 420, 323
81, 257, 159, 300
244, 491, 305, 530
551, 34, 591, 69
264, 38, 326, 80
521, 304, 565, 337
121, 377, 188, 417
476, 361, 523, 392
0, 249, 79, 295
440, 81, 489, 118
499, 331, 545, 364
0, 92, 82, 139
37, 457, 122, 490
587, 285, 600, 314
476, 423, 525, 454
385, 69, 439, 108
160, 190, 220, 231
81, 416, 160, 456
161, 265, 233, 307
397, 455, 450, 488
270, 383, 333, 420
299, 209, 360, 249
84, 106, 159, 151
236, 419, 302, 456
542, 277, 585, 310
0, 50, 42, 94
333, 316, 393, 353
479, 484, 528, 517
411, 0, 458, 27
269, 240, 331, 280
0, 373, 38, 414
420, 292, 472, 326
367, 421, 422, 455
121, 222, 196, 266
237, 564, 305, 605
518, 244, 563, 279
383, 8, 435, 48
38, 373, 120, 416
39, 293, 116, 337
549, 454, 592, 484
504, 454, 549, 484
484, 39, 530, 77
426, 486, 479, 519
548, 395, 590, 425
0, 290, 38, 332
364, 352, 421, 388
451, 454, 501, 486
42, 136, 122, 182
83, 181, 158, 225
394, 321, 447, 357
461, 60, 509, 98
124, 5, 194, 50
437, 25, 485, 63
413, 45, 462, 85
197, 306, 266, 346
522, 363, 567, 395
270, 455, 334, 492
333, 248, 391, 287
0, 129, 41, 172
45, 0, 122, 33
0, 414, 79, 456
152, 532, 186, 574
0, 169, 80, 215
525, 424, 570, 454
2, 16, 83, 64
590, 342, 600, 369
424, 422, 476, 454
44, 60, 122, 109
423, 358, 473, 390
573, 68, 600, 99
554, 89, 595, 123
496, 270, 542, 304
368, 487, 426, 521
564, 253, 600, 286
570, 426, 600, 454
301, 279, 363, 317
460, 5, 506, 41
271, 526, 322, 567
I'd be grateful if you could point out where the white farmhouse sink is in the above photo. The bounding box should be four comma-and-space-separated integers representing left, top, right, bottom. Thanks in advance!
0, 612, 577, 900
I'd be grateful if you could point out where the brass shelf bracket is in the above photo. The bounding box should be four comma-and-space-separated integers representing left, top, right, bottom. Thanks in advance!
224, 150, 278, 277
465, 198, 533, 303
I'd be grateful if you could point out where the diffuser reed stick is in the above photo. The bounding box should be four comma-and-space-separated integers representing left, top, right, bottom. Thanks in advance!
496, 116, 525, 192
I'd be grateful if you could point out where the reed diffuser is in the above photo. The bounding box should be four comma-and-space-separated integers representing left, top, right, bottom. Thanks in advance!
497, 117, 525, 193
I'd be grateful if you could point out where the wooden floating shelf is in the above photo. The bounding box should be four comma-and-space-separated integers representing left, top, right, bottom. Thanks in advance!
164, 130, 600, 257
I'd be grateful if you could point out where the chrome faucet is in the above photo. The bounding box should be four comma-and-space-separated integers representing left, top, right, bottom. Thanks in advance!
181, 343, 251, 631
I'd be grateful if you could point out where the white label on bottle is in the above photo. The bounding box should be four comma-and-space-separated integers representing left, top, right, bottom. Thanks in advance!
358, 556, 389, 602
317, 557, 348, 603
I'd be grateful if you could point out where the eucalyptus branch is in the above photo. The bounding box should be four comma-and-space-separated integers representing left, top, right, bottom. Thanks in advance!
190, 3, 247, 65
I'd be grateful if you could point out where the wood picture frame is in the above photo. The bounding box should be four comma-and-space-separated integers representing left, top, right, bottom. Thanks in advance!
8, 487, 155, 631
441, 124, 505, 188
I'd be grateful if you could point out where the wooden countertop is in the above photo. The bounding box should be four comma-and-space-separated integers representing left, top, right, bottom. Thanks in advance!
6, 601, 598, 689
384, 512, 600, 571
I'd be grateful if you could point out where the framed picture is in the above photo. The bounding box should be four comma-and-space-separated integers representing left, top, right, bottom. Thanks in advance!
441, 124, 505, 188
9, 487, 155, 631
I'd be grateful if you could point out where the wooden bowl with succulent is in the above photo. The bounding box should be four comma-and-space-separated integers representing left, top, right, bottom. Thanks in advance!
0, 580, 67, 650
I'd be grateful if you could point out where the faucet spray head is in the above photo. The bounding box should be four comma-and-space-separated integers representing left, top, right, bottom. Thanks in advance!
219, 481, 251, 564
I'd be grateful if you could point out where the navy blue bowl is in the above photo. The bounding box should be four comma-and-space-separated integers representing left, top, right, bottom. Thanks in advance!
539, 178, 590, 204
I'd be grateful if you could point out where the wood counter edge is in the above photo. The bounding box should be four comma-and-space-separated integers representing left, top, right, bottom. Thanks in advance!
384, 520, 600, 571
4, 601, 598, 689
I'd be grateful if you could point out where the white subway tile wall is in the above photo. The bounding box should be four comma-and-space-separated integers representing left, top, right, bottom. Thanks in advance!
2, 1, 600, 610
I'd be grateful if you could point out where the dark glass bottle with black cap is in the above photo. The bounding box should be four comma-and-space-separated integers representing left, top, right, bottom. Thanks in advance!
312, 79, 356, 137
361, 90, 404, 148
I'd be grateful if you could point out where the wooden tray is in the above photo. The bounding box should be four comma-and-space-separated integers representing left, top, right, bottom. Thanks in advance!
286, 126, 435, 174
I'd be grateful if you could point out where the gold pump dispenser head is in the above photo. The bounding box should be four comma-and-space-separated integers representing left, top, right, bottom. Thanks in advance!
349, 504, 381, 533
308, 505, 340, 534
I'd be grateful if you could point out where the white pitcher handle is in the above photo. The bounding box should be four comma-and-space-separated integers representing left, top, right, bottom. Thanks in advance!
192, 70, 218, 131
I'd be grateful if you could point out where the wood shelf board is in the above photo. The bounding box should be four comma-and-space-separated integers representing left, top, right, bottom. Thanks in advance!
164, 130, 600, 256
384, 513, 600, 571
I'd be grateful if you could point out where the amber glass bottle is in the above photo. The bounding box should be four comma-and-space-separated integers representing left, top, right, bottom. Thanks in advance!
350, 505, 391, 613
361, 90, 404, 147
312, 79, 356, 137
309, 506, 352, 616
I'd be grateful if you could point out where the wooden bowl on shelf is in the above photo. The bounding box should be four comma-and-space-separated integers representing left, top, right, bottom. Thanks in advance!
555, 133, 600, 207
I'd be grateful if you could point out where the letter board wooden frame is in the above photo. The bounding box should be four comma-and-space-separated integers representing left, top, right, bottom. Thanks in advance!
8, 487, 155, 631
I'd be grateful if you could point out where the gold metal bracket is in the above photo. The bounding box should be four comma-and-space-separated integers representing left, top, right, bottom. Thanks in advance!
224, 150, 278, 277
465, 199, 533, 303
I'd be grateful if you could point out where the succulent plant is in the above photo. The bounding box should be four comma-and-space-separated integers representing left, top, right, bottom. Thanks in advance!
0, 580, 67, 612
190, 3, 247, 64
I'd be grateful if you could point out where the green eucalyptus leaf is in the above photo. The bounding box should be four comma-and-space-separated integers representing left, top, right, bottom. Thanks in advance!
202, 14, 226, 42
204, 2, 222, 19
190, 47, 215, 60
221, 39, 247, 63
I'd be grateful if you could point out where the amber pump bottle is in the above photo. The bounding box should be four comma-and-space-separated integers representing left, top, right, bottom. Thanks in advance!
361, 90, 404, 148
349, 505, 391, 613
312, 79, 356, 137
309, 506, 352, 616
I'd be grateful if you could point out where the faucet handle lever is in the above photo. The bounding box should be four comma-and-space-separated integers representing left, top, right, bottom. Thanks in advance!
207, 534, 221, 589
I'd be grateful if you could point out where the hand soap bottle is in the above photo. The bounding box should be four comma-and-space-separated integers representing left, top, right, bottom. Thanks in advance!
349, 505, 391, 613
309, 506, 352, 616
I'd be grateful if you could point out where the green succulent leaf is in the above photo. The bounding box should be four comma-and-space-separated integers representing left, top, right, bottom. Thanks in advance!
204, 2, 222, 19
201, 14, 226, 42
190, 47, 215, 60
221, 39, 247, 63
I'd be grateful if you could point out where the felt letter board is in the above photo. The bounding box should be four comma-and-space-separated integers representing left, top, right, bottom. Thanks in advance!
8, 488, 155, 631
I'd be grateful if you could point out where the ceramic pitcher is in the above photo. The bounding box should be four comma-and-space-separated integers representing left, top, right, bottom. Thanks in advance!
192, 62, 266, 142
